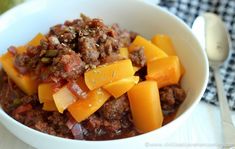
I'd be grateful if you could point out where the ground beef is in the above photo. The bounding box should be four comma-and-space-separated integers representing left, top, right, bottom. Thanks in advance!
129, 46, 146, 67
99, 95, 130, 121
101, 54, 123, 64
111, 24, 137, 47
81, 95, 138, 140
159, 85, 186, 115
0, 71, 73, 138
78, 37, 100, 66
14, 108, 73, 138
52, 50, 85, 80
0, 71, 30, 114
13, 14, 136, 83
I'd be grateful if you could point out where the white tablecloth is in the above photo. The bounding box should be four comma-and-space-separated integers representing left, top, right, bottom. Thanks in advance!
1, 102, 235, 149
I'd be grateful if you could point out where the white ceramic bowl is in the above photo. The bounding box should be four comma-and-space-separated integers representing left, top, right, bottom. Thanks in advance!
0, 0, 209, 148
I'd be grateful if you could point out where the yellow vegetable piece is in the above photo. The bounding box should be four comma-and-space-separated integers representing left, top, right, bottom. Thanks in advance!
28, 33, 44, 46
0, 33, 44, 95
151, 34, 177, 56
103, 76, 139, 98
53, 86, 77, 113
146, 56, 181, 88
17, 46, 27, 54
151, 34, 185, 75
42, 100, 57, 111
68, 88, 111, 122
17, 33, 45, 54
127, 81, 163, 133
38, 83, 54, 103
85, 59, 134, 90
129, 35, 168, 61
0, 52, 37, 95
133, 66, 141, 73
119, 48, 129, 58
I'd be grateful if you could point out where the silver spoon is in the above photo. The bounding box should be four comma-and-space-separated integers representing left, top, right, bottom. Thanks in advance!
192, 13, 235, 148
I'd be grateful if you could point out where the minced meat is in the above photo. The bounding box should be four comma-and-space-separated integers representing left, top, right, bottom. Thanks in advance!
14, 14, 137, 83
129, 46, 146, 67
82, 95, 138, 140
160, 85, 186, 115
99, 95, 130, 121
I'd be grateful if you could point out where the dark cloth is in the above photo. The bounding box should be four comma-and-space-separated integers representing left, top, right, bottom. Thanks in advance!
159, 0, 235, 110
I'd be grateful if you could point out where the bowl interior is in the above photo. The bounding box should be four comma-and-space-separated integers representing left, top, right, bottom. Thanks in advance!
0, 0, 208, 148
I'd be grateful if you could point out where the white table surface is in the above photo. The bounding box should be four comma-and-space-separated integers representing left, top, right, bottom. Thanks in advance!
0, 102, 235, 149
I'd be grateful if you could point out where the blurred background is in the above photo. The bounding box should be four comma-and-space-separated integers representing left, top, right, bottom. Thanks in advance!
0, 0, 25, 14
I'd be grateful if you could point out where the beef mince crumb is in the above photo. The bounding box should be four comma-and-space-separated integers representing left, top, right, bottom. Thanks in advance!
129, 46, 146, 67
159, 85, 186, 115
14, 14, 137, 83
0, 14, 186, 140
82, 95, 138, 140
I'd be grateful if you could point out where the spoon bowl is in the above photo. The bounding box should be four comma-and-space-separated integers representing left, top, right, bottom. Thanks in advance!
192, 13, 230, 66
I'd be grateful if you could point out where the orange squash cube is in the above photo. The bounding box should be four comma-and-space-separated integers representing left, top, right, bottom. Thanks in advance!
38, 83, 54, 103
28, 33, 44, 46
127, 81, 163, 133
146, 56, 181, 88
0, 52, 37, 95
129, 35, 168, 62
151, 34, 177, 56
17, 33, 45, 54
133, 66, 141, 73
85, 59, 134, 90
0, 33, 45, 95
68, 88, 111, 122
103, 76, 139, 98
53, 86, 77, 113
119, 48, 129, 58
151, 34, 185, 75
42, 100, 57, 111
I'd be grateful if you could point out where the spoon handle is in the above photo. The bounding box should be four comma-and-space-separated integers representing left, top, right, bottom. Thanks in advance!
214, 68, 235, 147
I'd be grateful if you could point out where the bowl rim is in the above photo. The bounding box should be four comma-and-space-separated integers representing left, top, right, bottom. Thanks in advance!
0, 0, 209, 144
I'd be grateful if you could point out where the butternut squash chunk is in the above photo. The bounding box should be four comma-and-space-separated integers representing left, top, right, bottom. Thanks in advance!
17, 33, 44, 54
133, 66, 141, 73
68, 88, 111, 122
151, 34, 185, 75
0, 52, 37, 95
146, 56, 181, 88
127, 81, 163, 133
53, 86, 77, 113
38, 83, 54, 103
119, 48, 129, 58
129, 35, 168, 61
103, 76, 139, 98
151, 34, 177, 56
28, 33, 44, 46
42, 100, 57, 111
0, 33, 44, 95
85, 59, 134, 90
